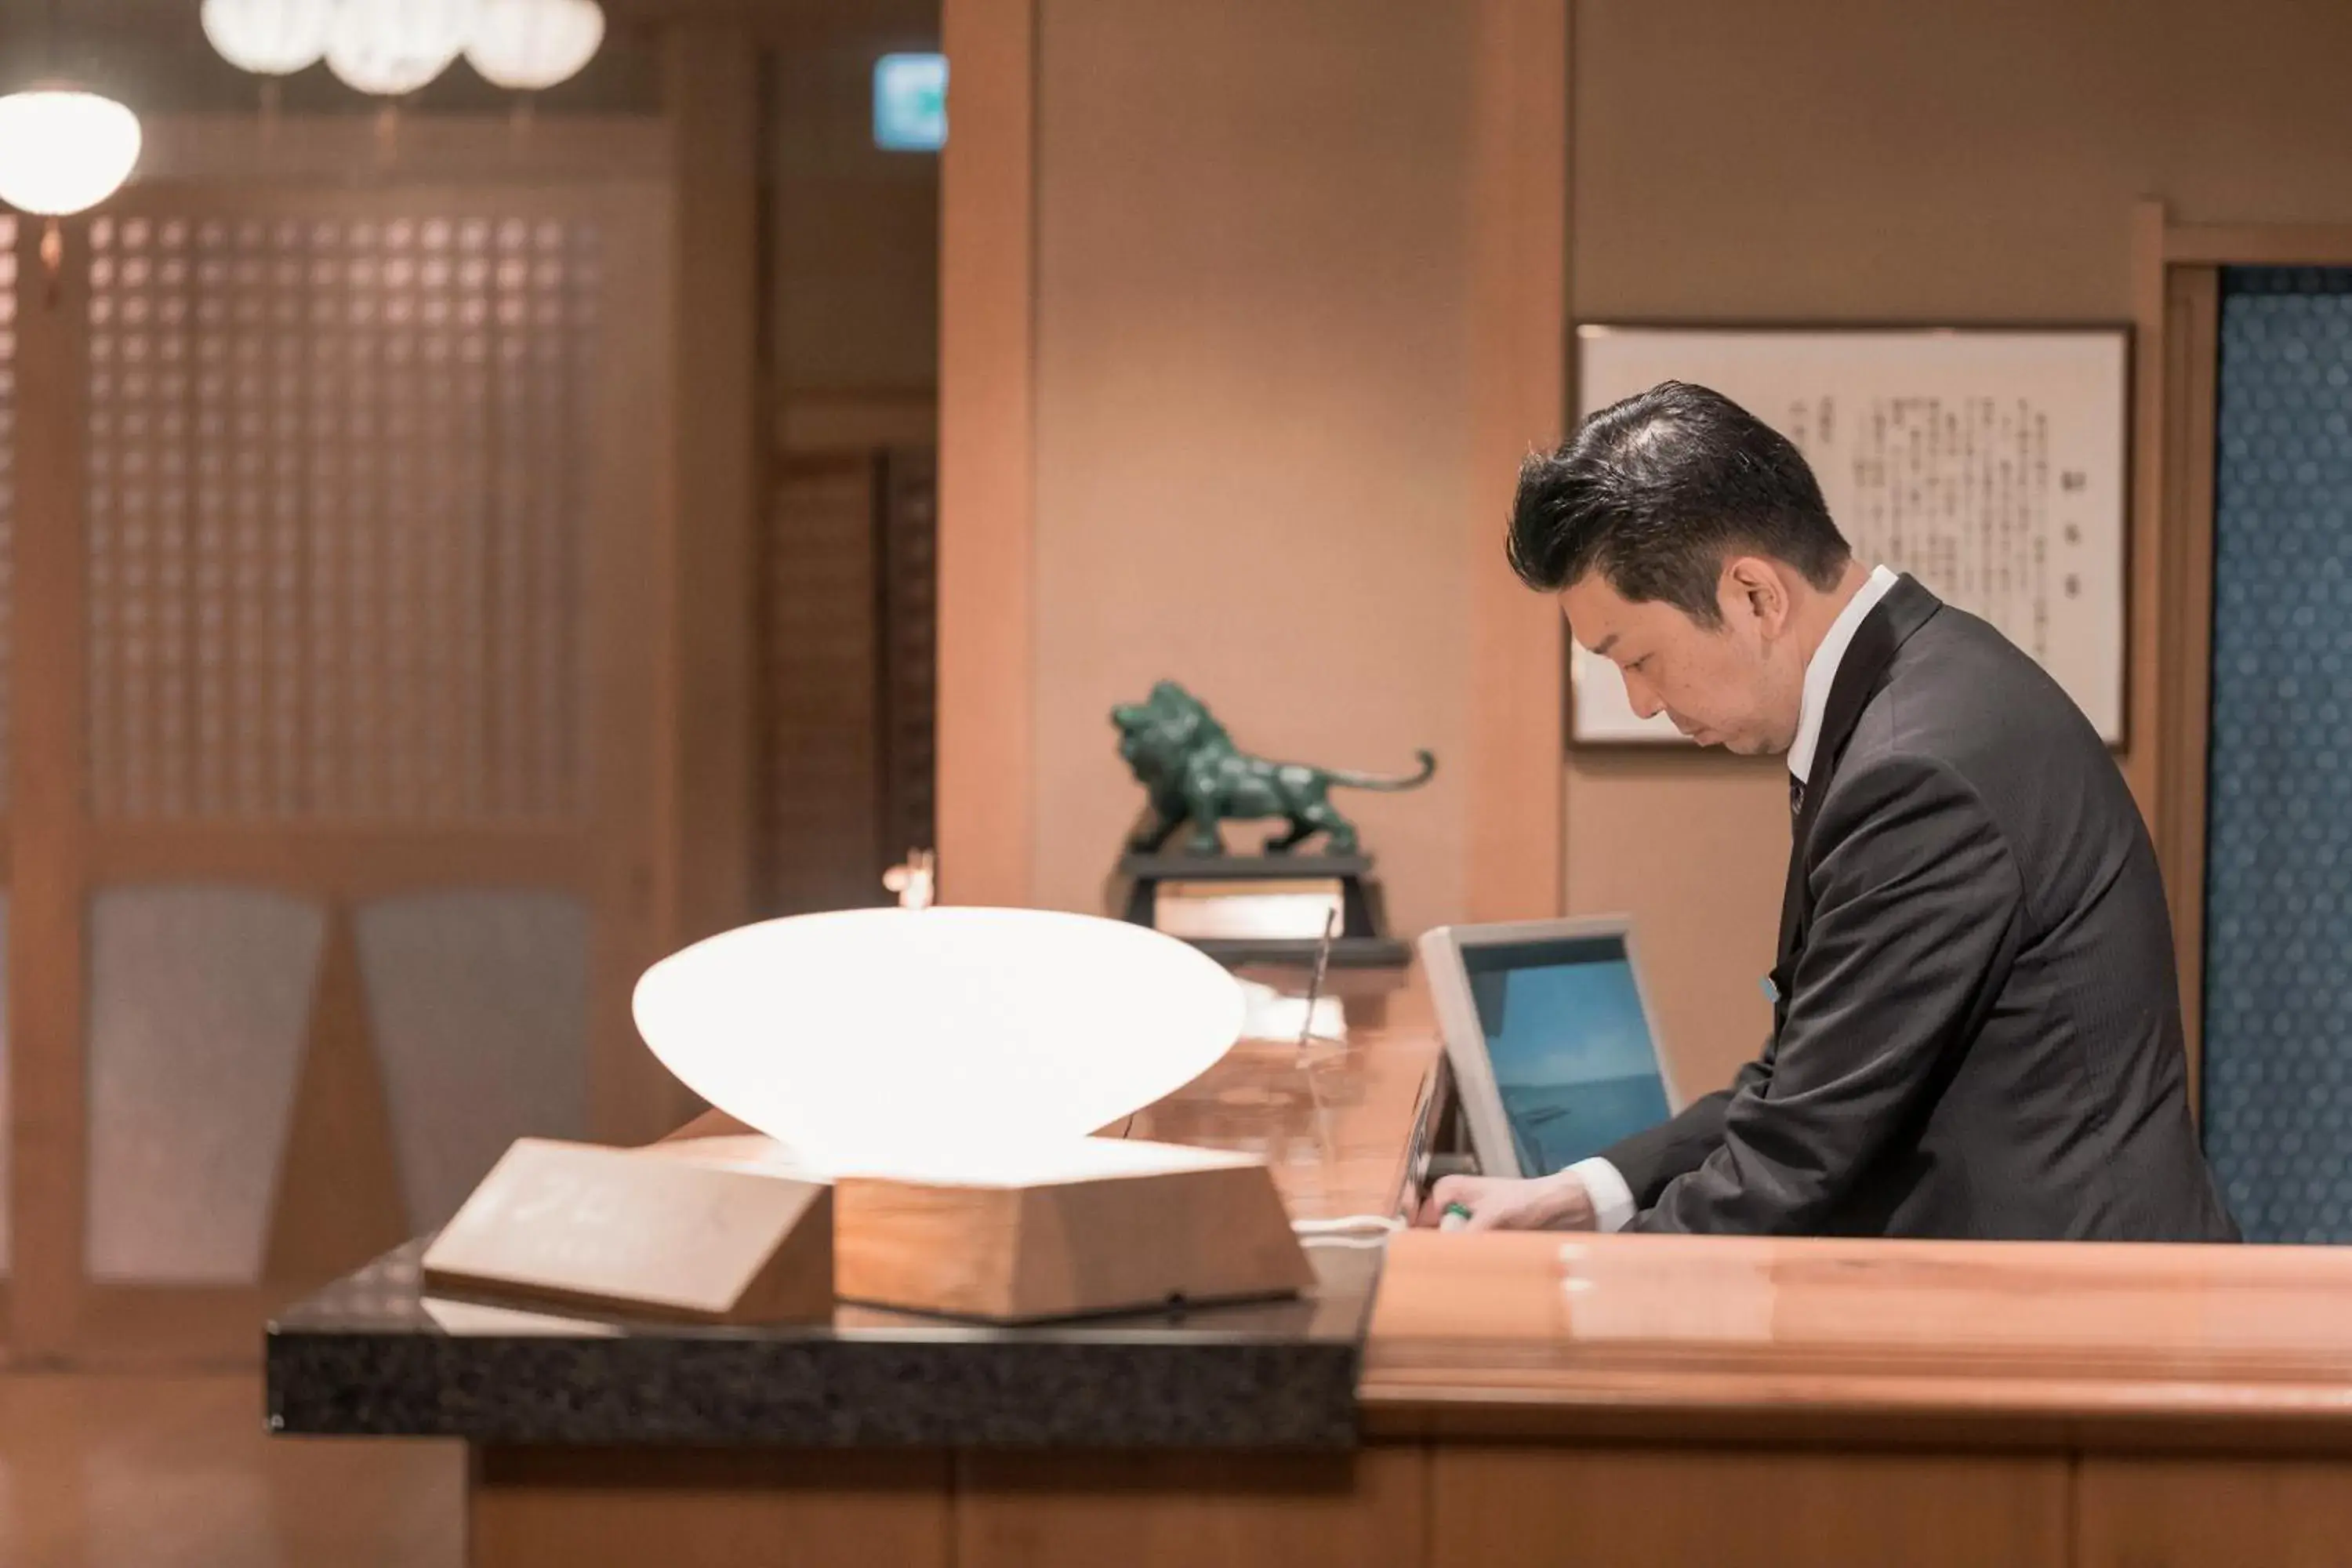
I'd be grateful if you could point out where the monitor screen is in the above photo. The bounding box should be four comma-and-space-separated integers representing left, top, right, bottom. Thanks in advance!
1462, 935, 1670, 1176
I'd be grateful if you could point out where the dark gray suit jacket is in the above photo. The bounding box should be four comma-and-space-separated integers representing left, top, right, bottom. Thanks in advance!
1603, 576, 2238, 1240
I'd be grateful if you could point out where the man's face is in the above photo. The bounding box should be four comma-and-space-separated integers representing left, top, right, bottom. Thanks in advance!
1559, 560, 1804, 755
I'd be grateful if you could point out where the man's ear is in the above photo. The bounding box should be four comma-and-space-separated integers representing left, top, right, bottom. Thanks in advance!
1722, 554, 1792, 634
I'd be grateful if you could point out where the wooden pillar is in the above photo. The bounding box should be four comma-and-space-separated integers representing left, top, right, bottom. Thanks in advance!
1463, 0, 1570, 921
935, 0, 1037, 908
661, 26, 762, 946
10, 217, 94, 1356
2124, 197, 2168, 831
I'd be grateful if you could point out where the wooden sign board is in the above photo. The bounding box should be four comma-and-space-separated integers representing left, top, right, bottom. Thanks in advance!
422, 1137, 833, 1324
1152, 877, 1346, 941
832, 1138, 1313, 1323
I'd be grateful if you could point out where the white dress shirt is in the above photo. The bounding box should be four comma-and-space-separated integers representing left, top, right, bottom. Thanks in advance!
1566, 564, 1899, 1233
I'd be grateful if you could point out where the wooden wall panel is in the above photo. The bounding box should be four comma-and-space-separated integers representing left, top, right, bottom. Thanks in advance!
958, 1449, 1426, 1568
1464, 0, 1566, 923
575, 176, 682, 1149
2153, 260, 2222, 1105
11, 214, 96, 1355
2078, 1456, 2352, 1568
474, 1448, 953, 1568
760, 456, 885, 915
1025, 0, 1477, 935
1429, 1445, 2067, 1568
753, 448, 937, 917
0, 213, 16, 814
661, 27, 760, 950
935, 0, 1036, 907
875, 448, 938, 869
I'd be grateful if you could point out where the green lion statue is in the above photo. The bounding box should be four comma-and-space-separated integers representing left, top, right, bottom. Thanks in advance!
1110, 681, 1436, 857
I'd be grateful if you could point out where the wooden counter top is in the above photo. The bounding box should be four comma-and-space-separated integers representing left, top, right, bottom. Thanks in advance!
1123, 966, 1440, 1222
1364, 1229, 2352, 1447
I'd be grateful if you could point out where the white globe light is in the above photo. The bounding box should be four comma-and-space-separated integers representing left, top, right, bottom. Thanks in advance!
325, 0, 479, 96
466, 0, 604, 92
200, 0, 335, 76
0, 89, 141, 216
632, 907, 1247, 1175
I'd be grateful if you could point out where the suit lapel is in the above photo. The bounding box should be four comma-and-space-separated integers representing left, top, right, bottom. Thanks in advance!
1773, 575, 1944, 977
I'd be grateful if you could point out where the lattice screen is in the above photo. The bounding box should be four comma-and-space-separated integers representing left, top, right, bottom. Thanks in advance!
757, 449, 938, 916
82, 212, 603, 823
761, 455, 883, 915
876, 447, 936, 864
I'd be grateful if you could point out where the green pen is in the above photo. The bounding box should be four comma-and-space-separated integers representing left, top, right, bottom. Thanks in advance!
1439, 1201, 1472, 1232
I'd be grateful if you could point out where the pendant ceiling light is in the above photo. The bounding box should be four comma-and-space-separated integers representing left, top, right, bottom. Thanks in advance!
466, 0, 604, 92
199, 0, 336, 77
0, 0, 141, 227
0, 85, 142, 217
324, 0, 480, 96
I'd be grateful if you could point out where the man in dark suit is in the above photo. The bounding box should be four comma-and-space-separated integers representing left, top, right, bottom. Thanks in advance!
1421, 381, 2236, 1240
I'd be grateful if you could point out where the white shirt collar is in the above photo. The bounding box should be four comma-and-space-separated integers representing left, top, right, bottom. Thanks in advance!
1788, 564, 1899, 785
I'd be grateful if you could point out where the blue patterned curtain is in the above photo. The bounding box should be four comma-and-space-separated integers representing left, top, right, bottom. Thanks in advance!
2204, 267, 2352, 1242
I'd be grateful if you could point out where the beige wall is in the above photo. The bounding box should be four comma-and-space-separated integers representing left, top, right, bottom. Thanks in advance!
1572, 0, 2352, 1095
1029, 0, 1477, 935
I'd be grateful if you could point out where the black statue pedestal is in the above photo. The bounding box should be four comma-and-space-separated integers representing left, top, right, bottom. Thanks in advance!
1116, 851, 1410, 968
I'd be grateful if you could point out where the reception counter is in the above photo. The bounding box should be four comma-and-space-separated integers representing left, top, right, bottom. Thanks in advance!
268, 967, 2352, 1568
268, 1237, 1374, 1449
269, 967, 1434, 1456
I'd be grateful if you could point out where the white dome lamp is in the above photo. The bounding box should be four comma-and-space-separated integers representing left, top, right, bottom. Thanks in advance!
0, 85, 140, 218
200, 0, 336, 76
327, 0, 479, 164
0, 86, 143, 289
324, 0, 479, 97
466, 0, 605, 95
200, 0, 335, 128
0, 0, 142, 265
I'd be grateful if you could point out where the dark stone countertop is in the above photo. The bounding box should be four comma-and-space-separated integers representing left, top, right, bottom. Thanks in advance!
265, 1236, 1384, 1450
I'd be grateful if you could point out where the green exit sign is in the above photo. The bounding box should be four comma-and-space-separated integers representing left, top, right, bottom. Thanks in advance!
873, 53, 946, 152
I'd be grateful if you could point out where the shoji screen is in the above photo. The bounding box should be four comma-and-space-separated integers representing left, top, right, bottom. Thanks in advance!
5, 178, 674, 1358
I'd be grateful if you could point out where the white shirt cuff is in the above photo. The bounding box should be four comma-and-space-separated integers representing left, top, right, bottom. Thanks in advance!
1566, 1156, 1637, 1232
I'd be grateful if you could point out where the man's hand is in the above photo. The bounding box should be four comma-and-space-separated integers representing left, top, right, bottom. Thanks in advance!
1413, 1170, 1598, 1232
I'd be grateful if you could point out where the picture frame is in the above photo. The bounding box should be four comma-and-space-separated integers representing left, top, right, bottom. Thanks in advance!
1568, 325, 2132, 746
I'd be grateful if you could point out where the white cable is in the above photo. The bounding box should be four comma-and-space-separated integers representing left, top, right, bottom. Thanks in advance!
1290, 1213, 1406, 1236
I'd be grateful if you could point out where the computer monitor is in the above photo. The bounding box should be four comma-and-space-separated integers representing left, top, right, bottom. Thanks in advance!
1419, 917, 1681, 1181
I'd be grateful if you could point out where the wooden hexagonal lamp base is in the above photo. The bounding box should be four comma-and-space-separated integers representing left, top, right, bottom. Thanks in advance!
829, 1138, 1315, 1323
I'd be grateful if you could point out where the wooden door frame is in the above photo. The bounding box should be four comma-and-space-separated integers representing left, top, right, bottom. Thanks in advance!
935, 0, 1036, 909
5, 119, 683, 1365
2135, 200, 2352, 1115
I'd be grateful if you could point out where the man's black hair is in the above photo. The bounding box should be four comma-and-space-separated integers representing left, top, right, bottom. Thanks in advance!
1505, 380, 1850, 624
